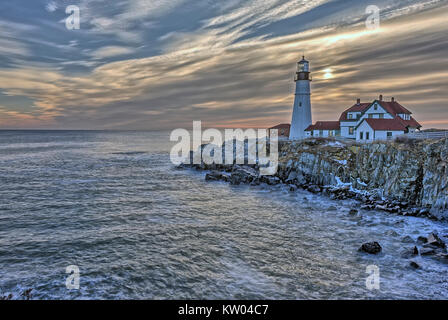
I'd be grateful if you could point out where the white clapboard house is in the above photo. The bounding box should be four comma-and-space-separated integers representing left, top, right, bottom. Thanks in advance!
305, 95, 421, 141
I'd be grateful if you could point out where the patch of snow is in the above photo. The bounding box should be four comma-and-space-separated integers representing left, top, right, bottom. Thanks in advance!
334, 159, 347, 165
335, 176, 351, 187
357, 178, 367, 187
325, 141, 346, 148
331, 177, 373, 197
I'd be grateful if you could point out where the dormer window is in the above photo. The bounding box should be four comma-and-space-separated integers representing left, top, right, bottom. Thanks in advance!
348, 114, 353, 119
374, 104, 378, 111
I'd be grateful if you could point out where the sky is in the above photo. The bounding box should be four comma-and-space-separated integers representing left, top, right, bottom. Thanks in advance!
0, 0, 447, 130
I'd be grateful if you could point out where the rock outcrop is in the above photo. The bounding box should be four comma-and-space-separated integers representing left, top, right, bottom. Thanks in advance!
359, 242, 382, 254
276, 138, 448, 219
181, 137, 448, 220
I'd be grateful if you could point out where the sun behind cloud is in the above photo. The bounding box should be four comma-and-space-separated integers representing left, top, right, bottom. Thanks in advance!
323, 68, 333, 80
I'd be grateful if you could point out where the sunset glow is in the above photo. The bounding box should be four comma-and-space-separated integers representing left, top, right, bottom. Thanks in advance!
0, 1, 447, 129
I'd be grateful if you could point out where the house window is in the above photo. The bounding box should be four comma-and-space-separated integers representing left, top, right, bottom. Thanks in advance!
319, 130, 323, 136
366, 132, 370, 140
349, 127, 355, 135
348, 114, 353, 119
329, 130, 334, 137
369, 114, 373, 118
299, 102, 302, 107
379, 114, 384, 119
360, 132, 364, 140
374, 104, 378, 111
387, 132, 392, 139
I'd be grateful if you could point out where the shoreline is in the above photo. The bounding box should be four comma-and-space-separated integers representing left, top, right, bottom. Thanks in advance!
177, 161, 448, 267
179, 136, 448, 222
180, 162, 437, 220
177, 136, 448, 267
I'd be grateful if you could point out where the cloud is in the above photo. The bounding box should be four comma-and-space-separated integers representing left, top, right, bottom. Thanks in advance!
89, 46, 137, 59
118, 0, 187, 20
77, 0, 187, 43
0, 0, 448, 129
0, 20, 33, 58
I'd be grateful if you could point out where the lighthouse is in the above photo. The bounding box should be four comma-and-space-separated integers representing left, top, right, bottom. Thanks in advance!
289, 56, 312, 140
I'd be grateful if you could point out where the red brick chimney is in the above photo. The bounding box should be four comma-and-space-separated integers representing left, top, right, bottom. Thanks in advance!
379, 94, 383, 101
391, 97, 395, 102
357, 98, 361, 105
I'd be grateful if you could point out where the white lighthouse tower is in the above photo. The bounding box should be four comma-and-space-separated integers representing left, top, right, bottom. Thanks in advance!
289, 56, 312, 140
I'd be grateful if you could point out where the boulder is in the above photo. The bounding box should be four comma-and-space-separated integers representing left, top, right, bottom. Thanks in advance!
349, 209, 358, 215
433, 253, 448, 263
359, 242, 382, 254
260, 175, 281, 185
401, 236, 414, 244
385, 230, 399, 237
205, 171, 223, 181
401, 246, 419, 258
230, 167, 257, 185
296, 174, 307, 185
417, 236, 428, 244
266, 176, 281, 185
230, 173, 243, 185
409, 261, 420, 269
420, 247, 436, 256
285, 171, 298, 183
307, 185, 321, 194
427, 233, 446, 248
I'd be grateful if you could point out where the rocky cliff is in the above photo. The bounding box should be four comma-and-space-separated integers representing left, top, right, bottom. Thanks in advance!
182, 137, 448, 220
275, 137, 448, 219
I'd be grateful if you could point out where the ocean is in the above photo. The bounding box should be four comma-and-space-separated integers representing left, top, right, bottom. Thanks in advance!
0, 130, 447, 299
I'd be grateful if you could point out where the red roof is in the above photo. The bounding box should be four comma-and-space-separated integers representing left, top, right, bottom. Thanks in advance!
396, 116, 422, 128
269, 123, 290, 130
339, 99, 421, 128
378, 101, 412, 116
361, 118, 407, 131
305, 121, 340, 131
339, 103, 370, 121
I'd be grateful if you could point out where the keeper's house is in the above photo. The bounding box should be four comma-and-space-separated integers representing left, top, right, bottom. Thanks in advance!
305, 95, 421, 141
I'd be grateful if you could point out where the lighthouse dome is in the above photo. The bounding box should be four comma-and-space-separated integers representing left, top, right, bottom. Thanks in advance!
297, 56, 309, 72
